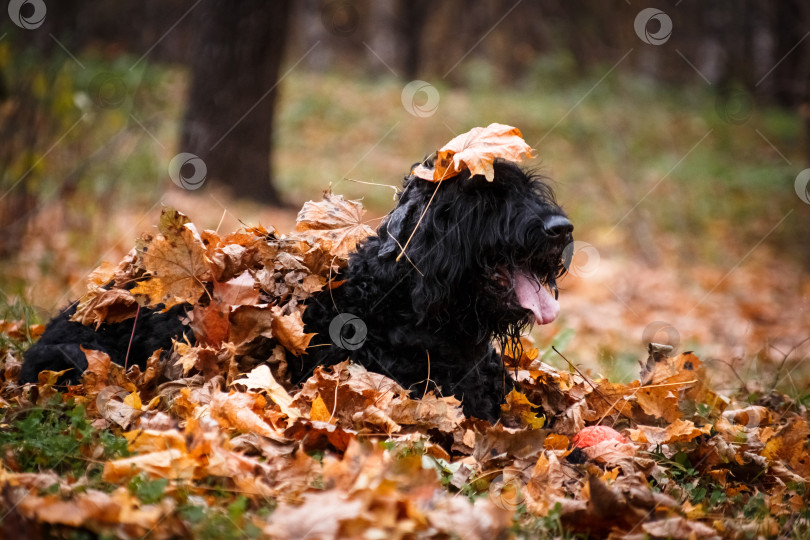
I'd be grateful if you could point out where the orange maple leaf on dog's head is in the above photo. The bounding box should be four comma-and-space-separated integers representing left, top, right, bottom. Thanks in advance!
412, 123, 533, 182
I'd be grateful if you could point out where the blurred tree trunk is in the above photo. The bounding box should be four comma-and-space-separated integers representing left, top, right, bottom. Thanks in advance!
397, 0, 430, 80
180, 0, 292, 205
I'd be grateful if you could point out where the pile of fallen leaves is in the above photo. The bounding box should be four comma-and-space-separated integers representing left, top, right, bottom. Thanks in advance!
0, 193, 808, 539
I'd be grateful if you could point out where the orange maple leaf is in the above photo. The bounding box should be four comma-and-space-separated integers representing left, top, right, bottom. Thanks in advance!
130, 208, 210, 309
412, 123, 533, 182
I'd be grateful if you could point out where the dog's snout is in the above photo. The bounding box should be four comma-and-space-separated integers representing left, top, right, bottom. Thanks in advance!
542, 215, 573, 237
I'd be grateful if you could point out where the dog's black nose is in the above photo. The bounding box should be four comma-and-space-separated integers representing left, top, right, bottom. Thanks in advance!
542, 215, 573, 237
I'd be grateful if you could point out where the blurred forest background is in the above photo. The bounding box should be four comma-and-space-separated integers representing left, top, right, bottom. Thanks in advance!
1, 0, 809, 396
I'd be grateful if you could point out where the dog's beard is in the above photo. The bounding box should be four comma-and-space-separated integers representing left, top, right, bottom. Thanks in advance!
474, 260, 566, 363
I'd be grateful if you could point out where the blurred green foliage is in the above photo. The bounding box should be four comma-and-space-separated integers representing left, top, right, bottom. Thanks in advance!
0, 46, 804, 294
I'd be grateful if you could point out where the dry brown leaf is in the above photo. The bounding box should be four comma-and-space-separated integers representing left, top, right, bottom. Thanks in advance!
213, 270, 259, 306
412, 123, 533, 182
16, 489, 164, 532
352, 403, 401, 434
583, 380, 639, 422
174, 342, 236, 380
210, 390, 287, 442
581, 439, 636, 464
544, 433, 570, 450
473, 423, 549, 463
722, 405, 774, 427
635, 384, 682, 422
293, 361, 406, 429
284, 418, 355, 452
638, 419, 711, 445
71, 286, 138, 327
81, 346, 112, 393
206, 234, 262, 282
264, 491, 365, 540
390, 392, 465, 433
762, 417, 810, 477
270, 305, 315, 355
130, 208, 210, 309
293, 191, 375, 260
425, 496, 513, 540
525, 451, 567, 515
104, 448, 197, 481
309, 394, 330, 422
641, 516, 720, 539
190, 301, 230, 347
228, 304, 275, 348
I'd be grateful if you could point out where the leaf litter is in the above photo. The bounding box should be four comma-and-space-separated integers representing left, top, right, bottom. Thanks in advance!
0, 191, 807, 538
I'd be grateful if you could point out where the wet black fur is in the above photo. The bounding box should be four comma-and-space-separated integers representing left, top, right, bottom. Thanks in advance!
295, 159, 573, 420
20, 159, 572, 421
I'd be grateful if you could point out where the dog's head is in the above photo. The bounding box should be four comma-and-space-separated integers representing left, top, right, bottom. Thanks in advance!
377, 158, 573, 349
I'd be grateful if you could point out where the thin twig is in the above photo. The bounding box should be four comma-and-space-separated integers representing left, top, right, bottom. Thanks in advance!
343, 177, 399, 199
396, 168, 452, 262
123, 303, 141, 370
552, 346, 633, 424
770, 336, 810, 391
423, 350, 431, 399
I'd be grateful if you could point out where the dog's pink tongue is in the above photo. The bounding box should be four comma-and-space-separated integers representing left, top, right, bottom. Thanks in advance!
514, 271, 560, 325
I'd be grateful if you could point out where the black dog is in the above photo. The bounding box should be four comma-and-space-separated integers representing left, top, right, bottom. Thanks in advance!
296, 158, 572, 420
19, 303, 191, 384
20, 158, 571, 421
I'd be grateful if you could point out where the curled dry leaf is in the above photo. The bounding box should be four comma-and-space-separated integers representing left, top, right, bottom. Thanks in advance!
210, 389, 287, 442
580, 438, 636, 464
412, 123, 533, 182
270, 305, 315, 356
190, 300, 230, 347
72, 284, 138, 328
81, 346, 112, 392
637, 419, 711, 446
232, 364, 301, 422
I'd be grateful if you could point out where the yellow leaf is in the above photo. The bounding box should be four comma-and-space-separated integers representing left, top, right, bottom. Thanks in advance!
501, 389, 545, 429
310, 394, 331, 422
210, 390, 287, 442
124, 392, 142, 410
543, 433, 570, 450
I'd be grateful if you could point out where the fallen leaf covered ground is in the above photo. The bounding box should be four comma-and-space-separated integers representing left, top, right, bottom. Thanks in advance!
0, 195, 808, 539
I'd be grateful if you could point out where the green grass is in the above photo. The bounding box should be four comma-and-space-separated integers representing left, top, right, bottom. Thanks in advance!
0, 395, 130, 479
273, 61, 803, 269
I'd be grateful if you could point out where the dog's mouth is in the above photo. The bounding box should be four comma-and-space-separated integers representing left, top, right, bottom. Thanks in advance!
513, 269, 560, 325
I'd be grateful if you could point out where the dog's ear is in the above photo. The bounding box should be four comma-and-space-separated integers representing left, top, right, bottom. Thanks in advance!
378, 196, 420, 258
